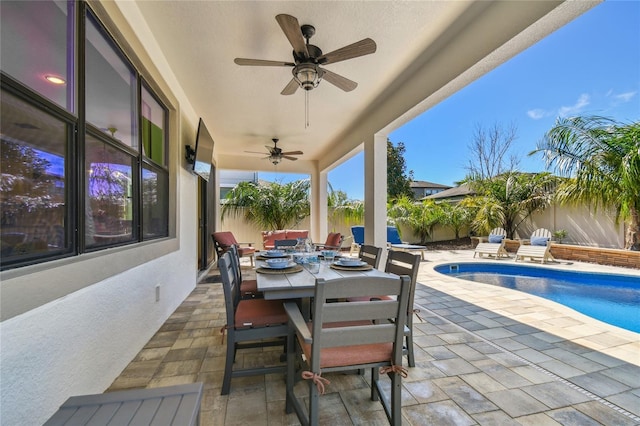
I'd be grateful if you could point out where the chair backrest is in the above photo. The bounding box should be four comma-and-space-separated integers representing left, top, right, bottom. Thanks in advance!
359, 244, 383, 268
274, 239, 298, 249
351, 226, 364, 245
531, 228, 552, 238
323, 232, 342, 249
226, 245, 243, 284
309, 275, 410, 369
489, 228, 507, 237
212, 231, 239, 258
530, 228, 552, 246
386, 226, 403, 244
384, 250, 420, 316
218, 251, 241, 324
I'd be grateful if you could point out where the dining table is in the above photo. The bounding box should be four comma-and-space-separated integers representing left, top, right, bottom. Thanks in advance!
254, 253, 395, 318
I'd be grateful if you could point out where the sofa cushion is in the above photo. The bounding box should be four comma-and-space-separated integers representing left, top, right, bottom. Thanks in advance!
262, 230, 286, 249
285, 230, 308, 240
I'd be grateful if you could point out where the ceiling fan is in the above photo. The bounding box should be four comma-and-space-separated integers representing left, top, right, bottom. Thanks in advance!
234, 14, 377, 95
245, 138, 303, 165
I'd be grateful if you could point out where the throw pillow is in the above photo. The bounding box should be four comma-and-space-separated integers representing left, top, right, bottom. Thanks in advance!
530, 236, 549, 246
488, 234, 504, 244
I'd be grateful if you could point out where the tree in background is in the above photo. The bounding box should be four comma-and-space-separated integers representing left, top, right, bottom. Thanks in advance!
388, 196, 443, 244
531, 116, 640, 250
387, 139, 414, 201
329, 189, 364, 226
465, 122, 519, 180
439, 200, 474, 240
467, 171, 558, 239
221, 179, 310, 230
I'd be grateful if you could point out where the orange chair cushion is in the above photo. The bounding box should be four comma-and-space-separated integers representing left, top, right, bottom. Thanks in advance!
238, 246, 256, 256
235, 299, 287, 329
298, 321, 392, 368
324, 232, 342, 248
261, 230, 309, 249
240, 279, 258, 294
213, 231, 238, 249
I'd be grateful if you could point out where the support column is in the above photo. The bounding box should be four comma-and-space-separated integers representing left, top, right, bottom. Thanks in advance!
309, 161, 328, 243
364, 133, 387, 250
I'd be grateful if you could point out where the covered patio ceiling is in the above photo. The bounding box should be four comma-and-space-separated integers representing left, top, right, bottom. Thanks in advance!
130, 0, 597, 175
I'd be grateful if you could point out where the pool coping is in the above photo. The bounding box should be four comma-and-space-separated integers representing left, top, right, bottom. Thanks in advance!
417, 250, 640, 367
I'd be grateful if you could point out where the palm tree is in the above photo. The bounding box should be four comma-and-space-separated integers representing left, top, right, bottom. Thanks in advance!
531, 116, 640, 250
466, 171, 558, 239
221, 179, 310, 231
439, 201, 474, 240
388, 196, 443, 244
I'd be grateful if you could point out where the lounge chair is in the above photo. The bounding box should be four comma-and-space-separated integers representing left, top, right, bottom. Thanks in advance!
387, 226, 427, 260
474, 227, 509, 259
350, 225, 365, 256
515, 228, 555, 264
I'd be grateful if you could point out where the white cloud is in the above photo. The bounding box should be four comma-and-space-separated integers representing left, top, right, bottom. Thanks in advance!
614, 91, 637, 102
558, 93, 590, 117
527, 109, 547, 120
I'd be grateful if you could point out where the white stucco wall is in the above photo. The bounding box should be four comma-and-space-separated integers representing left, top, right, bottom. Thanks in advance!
0, 1, 203, 423
0, 164, 198, 425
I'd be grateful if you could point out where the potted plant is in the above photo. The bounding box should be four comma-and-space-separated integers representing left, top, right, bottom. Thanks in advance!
552, 229, 568, 244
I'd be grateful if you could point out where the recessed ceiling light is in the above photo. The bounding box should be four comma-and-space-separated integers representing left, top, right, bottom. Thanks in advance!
45, 75, 66, 85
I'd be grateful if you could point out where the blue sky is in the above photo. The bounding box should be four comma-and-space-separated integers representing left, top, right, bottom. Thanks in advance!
260, 1, 640, 200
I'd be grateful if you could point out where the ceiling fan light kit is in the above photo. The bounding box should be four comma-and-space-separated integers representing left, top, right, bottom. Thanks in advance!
234, 14, 376, 96
244, 138, 303, 165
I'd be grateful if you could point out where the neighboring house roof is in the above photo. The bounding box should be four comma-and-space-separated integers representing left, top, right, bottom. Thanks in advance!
425, 183, 475, 200
410, 180, 452, 189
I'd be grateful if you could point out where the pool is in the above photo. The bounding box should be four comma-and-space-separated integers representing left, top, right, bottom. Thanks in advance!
434, 263, 640, 333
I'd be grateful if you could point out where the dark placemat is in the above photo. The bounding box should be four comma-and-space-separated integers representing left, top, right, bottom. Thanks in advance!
330, 263, 373, 271
256, 254, 290, 260
256, 264, 304, 274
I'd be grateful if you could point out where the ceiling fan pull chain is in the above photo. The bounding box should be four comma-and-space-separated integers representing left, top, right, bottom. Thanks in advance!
305, 90, 310, 128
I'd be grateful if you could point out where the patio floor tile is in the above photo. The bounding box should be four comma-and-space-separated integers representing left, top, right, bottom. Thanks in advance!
107, 249, 640, 424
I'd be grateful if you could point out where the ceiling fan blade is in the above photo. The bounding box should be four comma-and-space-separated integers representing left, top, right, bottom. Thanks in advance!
317, 38, 377, 65
281, 151, 303, 155
234, 58, 295, 67
281, 78, 299, 95
245, 150, 267, 154
275, 14, 308, 59
283, 156, 299, 161
322, 69, 358, 92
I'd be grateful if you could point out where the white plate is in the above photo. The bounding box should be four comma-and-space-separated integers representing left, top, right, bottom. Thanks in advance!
261, 261, 296, 269
335, 260, 367, 267
261, 251, 287, 258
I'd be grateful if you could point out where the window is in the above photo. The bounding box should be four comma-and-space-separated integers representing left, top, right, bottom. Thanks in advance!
0, 0, 75, 111
0, 2, 169, 270
0, 90, 71, 264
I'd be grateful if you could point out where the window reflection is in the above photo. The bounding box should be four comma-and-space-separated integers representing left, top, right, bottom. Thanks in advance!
141, 85, 166, 166
85, 13, 137, 150
142, 166, 168, 239
0, 0, 75, 111
0, 90, 67, 260
85, 135, 134, 247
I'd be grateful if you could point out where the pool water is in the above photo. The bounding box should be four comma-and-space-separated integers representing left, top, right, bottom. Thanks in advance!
434, 263, 640, 333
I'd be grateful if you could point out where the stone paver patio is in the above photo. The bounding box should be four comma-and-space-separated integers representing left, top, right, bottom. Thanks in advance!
108, 249, 640, 425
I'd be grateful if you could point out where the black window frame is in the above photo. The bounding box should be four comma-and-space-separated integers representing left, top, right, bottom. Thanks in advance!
0, 2, 169, 271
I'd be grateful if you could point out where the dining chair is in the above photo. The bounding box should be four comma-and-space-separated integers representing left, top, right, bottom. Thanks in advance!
274, 239, 298, 249
212, 231, 255, 266
218, 251, 288, 395
284, 274, 410, 426
359, 244, 382, 269
347, 250, 421, 367
313, 232, 343, 251
227, 245, 261, 299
